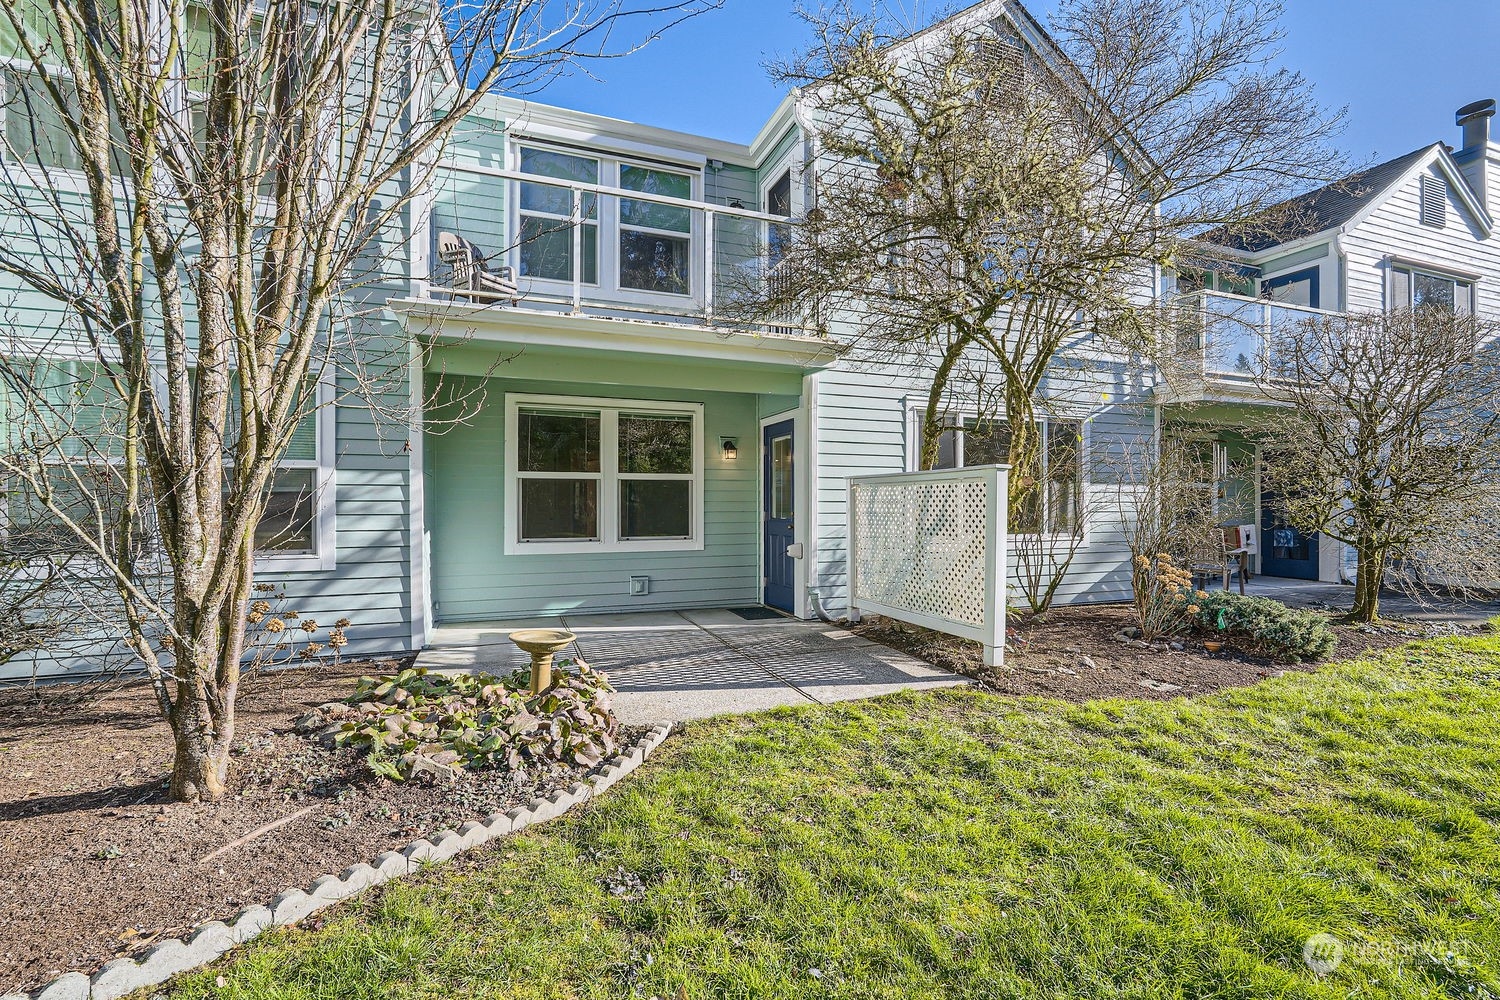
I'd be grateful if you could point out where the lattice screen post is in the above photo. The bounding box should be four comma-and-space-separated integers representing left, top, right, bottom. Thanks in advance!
980, 464, 1009, 668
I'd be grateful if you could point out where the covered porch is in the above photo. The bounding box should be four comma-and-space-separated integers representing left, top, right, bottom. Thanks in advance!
409, 305, 838, 641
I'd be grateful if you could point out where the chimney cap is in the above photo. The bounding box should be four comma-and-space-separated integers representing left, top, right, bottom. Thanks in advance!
1456, 98, 1496, 125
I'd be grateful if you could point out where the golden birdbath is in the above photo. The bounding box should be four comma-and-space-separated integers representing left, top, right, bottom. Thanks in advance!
508, 628, 576, 695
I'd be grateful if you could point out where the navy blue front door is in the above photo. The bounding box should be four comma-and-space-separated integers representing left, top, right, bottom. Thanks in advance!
1261, 492, 1319, 579
763, 420, 796, 611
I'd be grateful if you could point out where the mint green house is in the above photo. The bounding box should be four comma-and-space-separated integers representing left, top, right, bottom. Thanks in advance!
6, 0, 1500, 682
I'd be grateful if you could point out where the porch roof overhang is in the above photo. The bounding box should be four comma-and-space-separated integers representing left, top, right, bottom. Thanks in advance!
390, 298, 839, 396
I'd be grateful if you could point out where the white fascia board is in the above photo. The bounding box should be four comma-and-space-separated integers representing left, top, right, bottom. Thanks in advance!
748, 93, 800, 164
388, 299, 839, 371
474, 96, 755, 167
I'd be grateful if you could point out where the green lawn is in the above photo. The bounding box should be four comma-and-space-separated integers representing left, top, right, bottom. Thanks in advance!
172, 636, 1500, 999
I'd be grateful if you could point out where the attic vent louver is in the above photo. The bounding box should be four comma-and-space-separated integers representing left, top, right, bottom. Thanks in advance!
971, 33, 1025, 107
1420, 174, 1447, 228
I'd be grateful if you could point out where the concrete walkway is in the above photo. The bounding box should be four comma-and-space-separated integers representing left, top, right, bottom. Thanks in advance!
1242, 578, 1500, 625
416, 608, 965, 724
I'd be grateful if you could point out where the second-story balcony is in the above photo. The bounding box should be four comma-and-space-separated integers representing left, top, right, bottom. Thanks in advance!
1162, 289, 1336, 403
420, 163, 805, 338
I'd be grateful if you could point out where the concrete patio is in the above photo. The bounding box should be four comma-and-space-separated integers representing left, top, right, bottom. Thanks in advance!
415, 608, 967, 724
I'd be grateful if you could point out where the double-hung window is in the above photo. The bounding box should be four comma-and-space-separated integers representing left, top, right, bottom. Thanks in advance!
505, 394, 703, 554
202, 370, 336, 569
253, 397, 330, 564
517, 147, 600, 285
925, 414, 1084, 535
1, 360, 133, 559
1390, 264, 1474, 315
619, 164, 692, 295
513, 144, 700, 300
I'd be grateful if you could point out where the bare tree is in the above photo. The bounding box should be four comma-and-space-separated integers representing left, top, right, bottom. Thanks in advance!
1113, 435, 1222, 639
735, 0, 1347, 537
0, 0, 719, 800
1254, 308, 1500, 622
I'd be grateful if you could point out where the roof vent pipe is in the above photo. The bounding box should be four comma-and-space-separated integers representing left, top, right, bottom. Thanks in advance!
1456, 98, 1496, 151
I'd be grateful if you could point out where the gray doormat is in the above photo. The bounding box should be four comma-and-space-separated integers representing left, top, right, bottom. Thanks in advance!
727, 606, 789, 621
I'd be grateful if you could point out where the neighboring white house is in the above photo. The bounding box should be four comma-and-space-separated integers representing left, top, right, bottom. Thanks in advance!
1163, 98, 1500, 584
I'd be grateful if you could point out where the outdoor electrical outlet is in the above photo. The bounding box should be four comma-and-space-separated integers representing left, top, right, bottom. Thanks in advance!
629, 576, 650, 596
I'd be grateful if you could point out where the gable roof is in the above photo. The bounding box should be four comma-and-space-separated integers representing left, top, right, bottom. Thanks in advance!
1206, 142, 1492, 253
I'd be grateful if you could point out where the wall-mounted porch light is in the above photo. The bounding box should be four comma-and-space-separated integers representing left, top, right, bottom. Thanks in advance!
720, 436, 739, 461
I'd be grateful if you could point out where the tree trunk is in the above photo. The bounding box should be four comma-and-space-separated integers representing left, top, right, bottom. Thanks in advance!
1351, 545, 1383, 623
165, 612, 241, 801
167, 683, 232, 801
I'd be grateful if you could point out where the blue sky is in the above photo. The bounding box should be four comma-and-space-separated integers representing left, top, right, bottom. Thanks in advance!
531, 0, 1500, 167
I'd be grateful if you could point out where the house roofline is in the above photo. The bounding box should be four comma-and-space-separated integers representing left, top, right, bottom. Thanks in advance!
472, 95, 763, 167
1336, 142, 1493, 239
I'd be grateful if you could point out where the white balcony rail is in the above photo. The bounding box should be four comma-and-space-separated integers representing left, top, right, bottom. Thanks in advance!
429, 163, 806, 334
847, 465, 1010, 668
1173, 289, 1338, 381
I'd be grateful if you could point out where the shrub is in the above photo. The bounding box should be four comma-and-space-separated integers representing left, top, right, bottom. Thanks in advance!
1131, 553, 1207, 641
1193, 591, 1337, 663
301, 660, 618, 780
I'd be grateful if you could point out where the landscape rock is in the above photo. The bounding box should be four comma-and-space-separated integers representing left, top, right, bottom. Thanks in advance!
1077, 655, 1097, 670
1137, 678, 1183, 693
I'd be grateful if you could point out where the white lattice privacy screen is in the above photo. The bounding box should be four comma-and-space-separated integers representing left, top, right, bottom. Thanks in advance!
847, 466, 1010, 667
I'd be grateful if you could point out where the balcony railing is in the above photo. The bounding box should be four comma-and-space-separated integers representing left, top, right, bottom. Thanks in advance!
425, 164, 807, 336
1169, 289, 1338, 391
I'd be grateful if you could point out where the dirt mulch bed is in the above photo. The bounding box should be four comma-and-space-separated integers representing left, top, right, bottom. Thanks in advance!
0, 662, 638, 994
853, 602, 1486, 701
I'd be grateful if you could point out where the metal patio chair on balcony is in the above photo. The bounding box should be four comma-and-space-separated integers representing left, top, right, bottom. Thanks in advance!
436, 231, 519, 305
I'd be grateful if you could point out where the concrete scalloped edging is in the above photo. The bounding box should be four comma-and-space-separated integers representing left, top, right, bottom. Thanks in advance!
5, 721, 674, 1000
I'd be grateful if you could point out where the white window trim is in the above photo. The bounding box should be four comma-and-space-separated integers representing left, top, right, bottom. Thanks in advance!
1387, 258, 1478, 314
254, 378, 336, 572
902, 400, 1088, 539
509, 141, 704, 309
503, 392, 704, 556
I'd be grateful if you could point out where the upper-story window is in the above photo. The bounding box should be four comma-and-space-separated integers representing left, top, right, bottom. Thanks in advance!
618, 164, 693, 295
515, 144, 699, 299
1390, 264, 1474, 315
517, 147, 600, 285
1260, 267, 1319, 309
765, 168, 792, 266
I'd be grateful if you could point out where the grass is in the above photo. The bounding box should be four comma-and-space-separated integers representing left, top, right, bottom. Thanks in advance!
168, 636, 1500, 999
